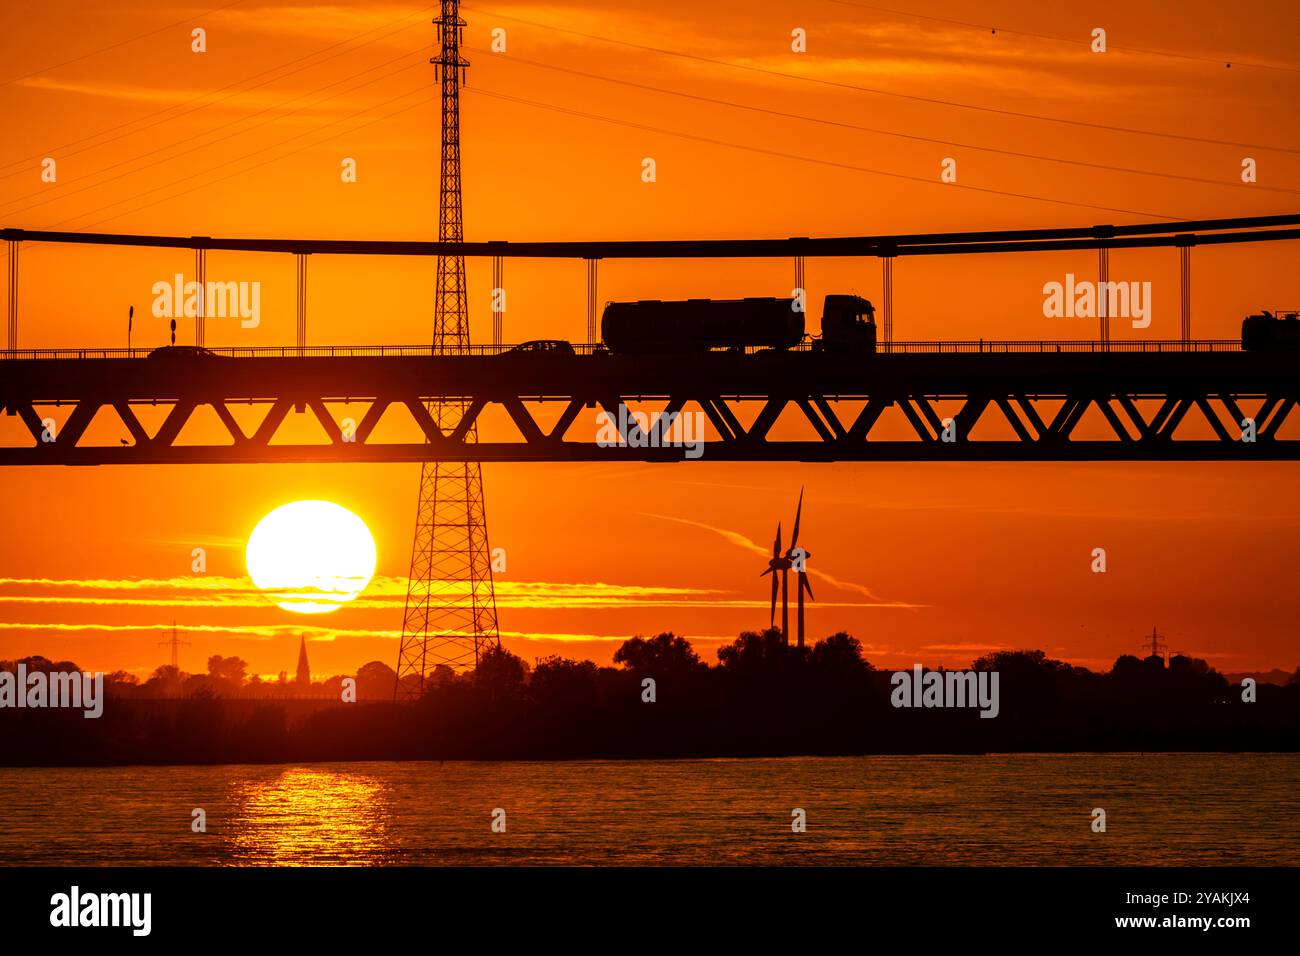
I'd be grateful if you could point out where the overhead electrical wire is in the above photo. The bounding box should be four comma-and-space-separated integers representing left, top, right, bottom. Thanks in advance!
0, 4, 438, 177
24, 83, 435, 233
466, 86, 1170, 218
459, 4, 1300, 154
0, 51, 432, 217
465, 46, 1300, 196
0, 0, 252, 88
821, 0, 1300, 74
7, 4, 1295, 242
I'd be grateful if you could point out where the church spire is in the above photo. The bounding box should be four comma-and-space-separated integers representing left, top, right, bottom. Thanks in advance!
296, 634, 311, 686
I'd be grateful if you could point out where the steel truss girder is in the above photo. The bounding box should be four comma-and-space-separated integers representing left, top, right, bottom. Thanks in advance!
0, 352, 1296, 463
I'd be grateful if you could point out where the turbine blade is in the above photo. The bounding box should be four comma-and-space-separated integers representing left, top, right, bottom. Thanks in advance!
769, 572, 779, 624
801, 573, 814, 601
791, 487, 804, 548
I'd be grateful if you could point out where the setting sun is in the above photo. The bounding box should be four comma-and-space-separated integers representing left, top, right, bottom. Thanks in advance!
246, 500, 377, 614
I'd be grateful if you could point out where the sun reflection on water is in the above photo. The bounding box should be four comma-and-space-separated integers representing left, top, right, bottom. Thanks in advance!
227, 767, 393, 866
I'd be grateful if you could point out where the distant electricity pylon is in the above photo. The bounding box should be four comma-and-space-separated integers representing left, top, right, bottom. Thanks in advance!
395, 0, 500, 699
158, 621, 190, 671
1140, 625, 1169, 664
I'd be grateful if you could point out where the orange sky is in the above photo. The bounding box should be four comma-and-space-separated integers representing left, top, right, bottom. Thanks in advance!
1, 0, 1298, 679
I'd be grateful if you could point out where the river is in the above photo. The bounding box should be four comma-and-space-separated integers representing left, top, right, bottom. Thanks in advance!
1, 753, 1295, 865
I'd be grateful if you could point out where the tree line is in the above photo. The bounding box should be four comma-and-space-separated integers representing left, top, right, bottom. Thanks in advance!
2, 630, 1297, 765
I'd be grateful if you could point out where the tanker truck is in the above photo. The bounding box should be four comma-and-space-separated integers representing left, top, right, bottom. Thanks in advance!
599, 294, 876, 354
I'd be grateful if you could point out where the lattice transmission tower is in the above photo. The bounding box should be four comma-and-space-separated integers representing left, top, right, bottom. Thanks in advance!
395, 0, 500, 698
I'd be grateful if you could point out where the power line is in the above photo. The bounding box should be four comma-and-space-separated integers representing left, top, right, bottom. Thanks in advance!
7, 28, 1282, 237
34, 87, 435, 235
5, 75, 1169, 248
0, 53, 430, 218
467, 46, 1300, 197
0, 75, 1208, 236
459, 4, 1300, 154
0, 0, 251, 88
821, 0, 1300, 75
5, 5, 1287, 240
0, 7, 437, 180
466, 87, 1171, 217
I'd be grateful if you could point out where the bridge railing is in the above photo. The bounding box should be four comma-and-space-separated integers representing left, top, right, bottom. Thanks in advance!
0, 339, 1244, 360
880, 339, 1242, 354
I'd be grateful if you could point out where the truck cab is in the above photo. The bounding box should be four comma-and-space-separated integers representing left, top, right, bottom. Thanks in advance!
818, 294, 877, 352
1242, 310, 1300, 352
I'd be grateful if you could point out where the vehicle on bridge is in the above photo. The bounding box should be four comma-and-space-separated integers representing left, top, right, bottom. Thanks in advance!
599, 294, 876, 354
1241, 310, 1300, 352
813, 294, 878, 354
146, 345, 224, 360
501, 339, 576, 356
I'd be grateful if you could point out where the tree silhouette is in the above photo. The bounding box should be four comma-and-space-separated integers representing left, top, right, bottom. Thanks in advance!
614, 632, 703, 675
355, 660, 397, 699
206, 655, 247, 684
809, 631, 873, 674
717, 628, 797, 672
473, 644, 528, 696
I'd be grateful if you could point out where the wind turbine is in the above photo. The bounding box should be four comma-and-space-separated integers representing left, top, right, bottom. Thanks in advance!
760, 522, 791, 642
786, 488, 814, 649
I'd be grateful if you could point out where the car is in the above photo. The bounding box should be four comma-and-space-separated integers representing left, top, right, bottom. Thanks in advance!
146, 345, 224, 359
1241, 310, 1300, 352
500, 339, 576, 355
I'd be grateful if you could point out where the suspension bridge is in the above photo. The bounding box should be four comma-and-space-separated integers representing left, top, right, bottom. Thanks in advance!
0, 213, 1297, 465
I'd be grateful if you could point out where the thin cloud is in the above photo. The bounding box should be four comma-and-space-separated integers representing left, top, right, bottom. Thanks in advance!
921, 643, 1015, 651
0, 620, 733, 646
14, 76, 406, 113
0, 594, 901, 611
0, 574, 919, 612
639, 512, 895, 602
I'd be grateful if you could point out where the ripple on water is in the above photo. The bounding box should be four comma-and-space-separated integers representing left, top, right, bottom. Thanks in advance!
0, 753, 1295, 866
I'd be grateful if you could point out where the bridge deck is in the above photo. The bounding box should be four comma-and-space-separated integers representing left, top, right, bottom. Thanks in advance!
0, 346, 1294, 464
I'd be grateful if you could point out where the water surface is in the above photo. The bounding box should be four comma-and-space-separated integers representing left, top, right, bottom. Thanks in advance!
1, 753, 1295, 865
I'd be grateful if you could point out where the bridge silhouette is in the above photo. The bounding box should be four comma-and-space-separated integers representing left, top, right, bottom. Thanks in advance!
1, 214, 1296, 465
